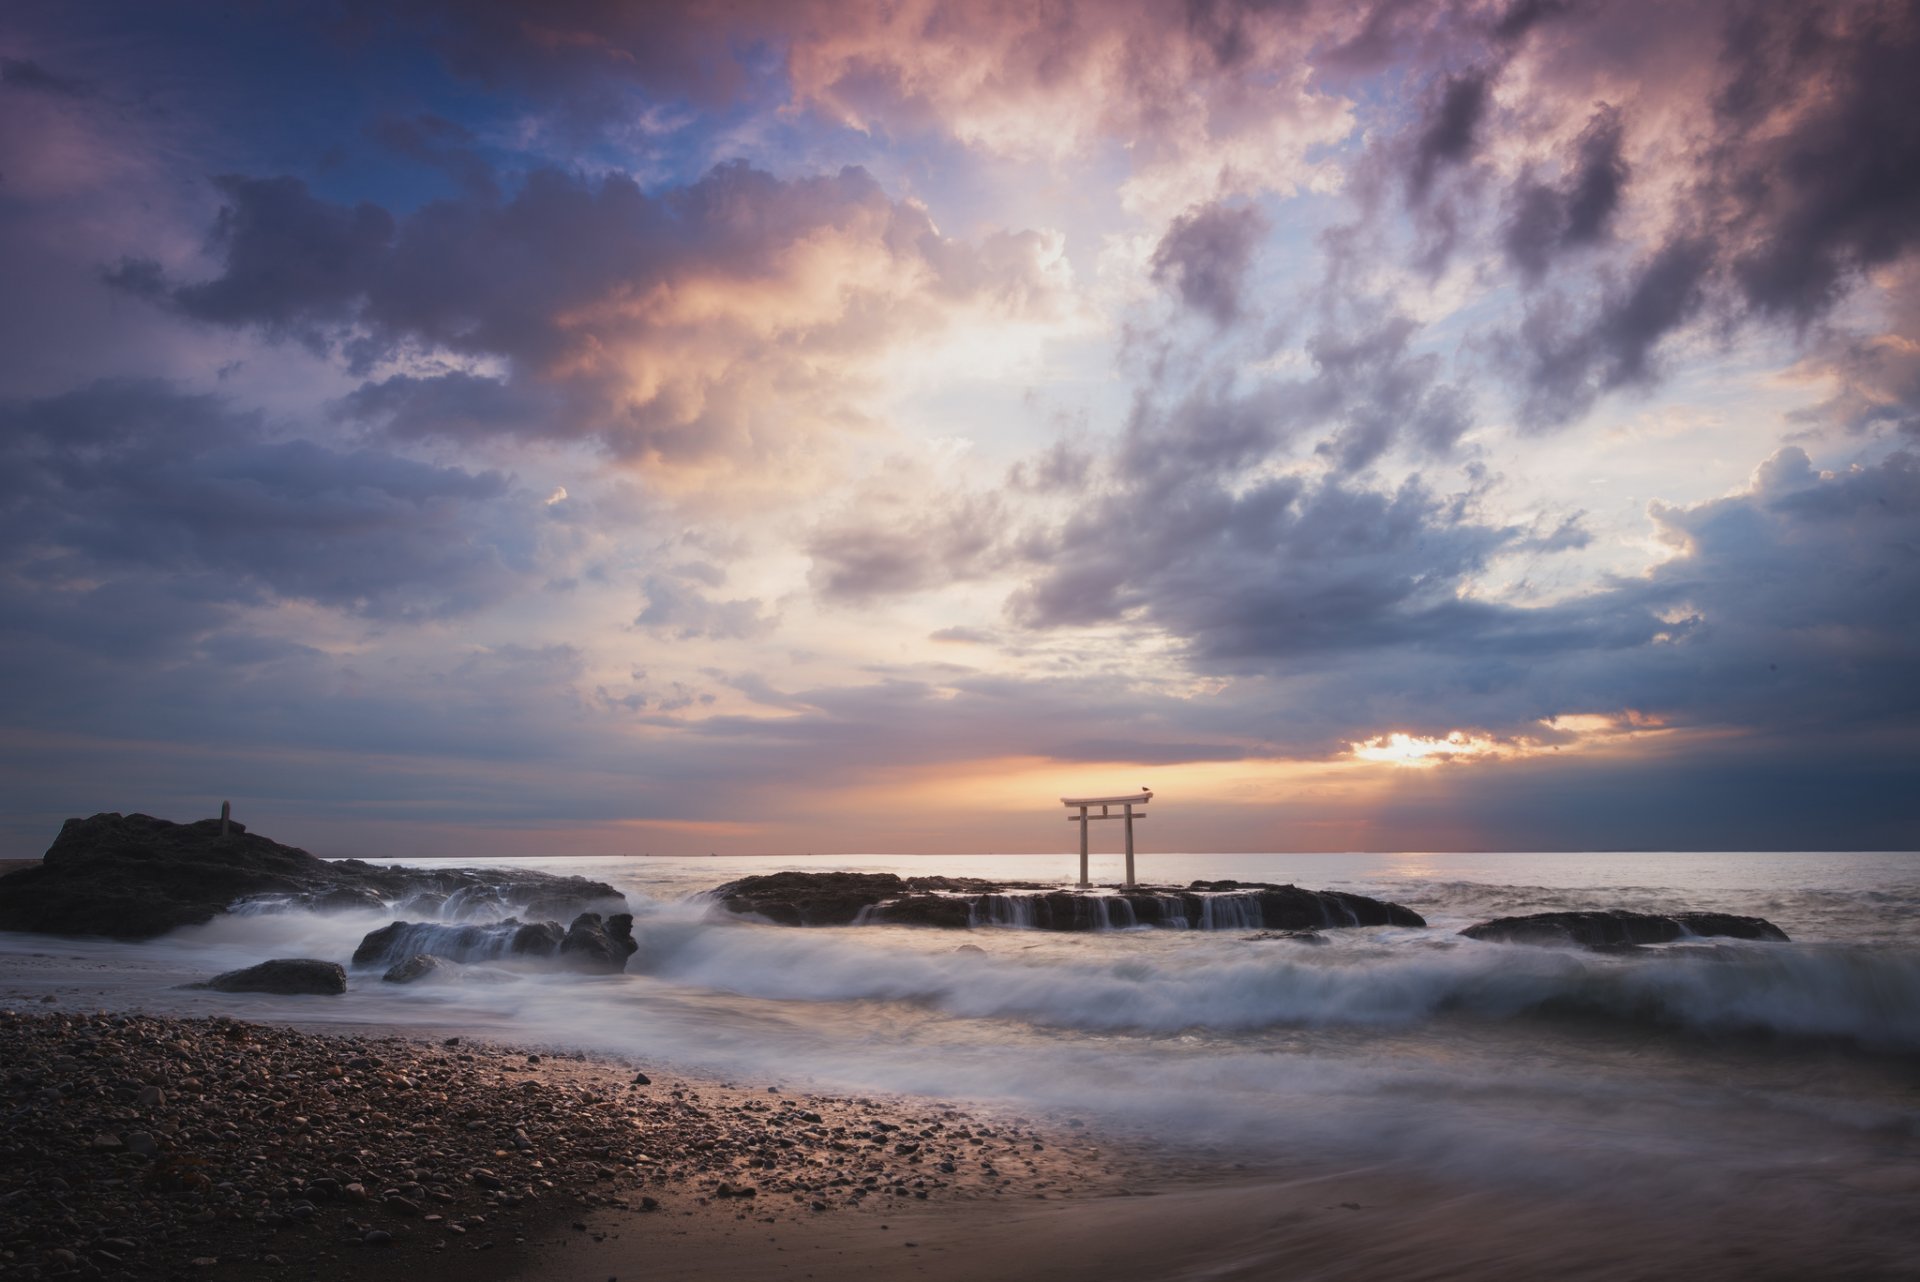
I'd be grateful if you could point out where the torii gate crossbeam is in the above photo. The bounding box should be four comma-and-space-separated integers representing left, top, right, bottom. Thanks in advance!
1060, 790, 1152, 888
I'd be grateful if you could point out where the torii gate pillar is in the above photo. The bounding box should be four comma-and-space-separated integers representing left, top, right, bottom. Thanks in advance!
1061, 790, 1152, 888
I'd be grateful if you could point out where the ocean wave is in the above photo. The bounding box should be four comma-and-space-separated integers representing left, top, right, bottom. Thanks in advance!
630, 920, 1920, 1049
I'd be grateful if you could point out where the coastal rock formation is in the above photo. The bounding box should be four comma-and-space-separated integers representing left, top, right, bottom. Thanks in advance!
383, 953, 455, 984
198, 959, 347, 995
1460, 909, 1790, 949
712, 872, 1425, 932
559, 911, 641, 972
0, 811, 628, 940
354, 912, 637, 973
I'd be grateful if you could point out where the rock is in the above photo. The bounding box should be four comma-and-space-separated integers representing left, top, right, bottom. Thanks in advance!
382, 953, 458, 984
198, 959, 347, 995
125, 1131, 159, 1157
1460, 909, 1790, 949
355, 915, 633, 972
710, 872, 1424, 931
0, 811, 630, 940
397, 891, 448, 917
559, 912, 639, 973
308, 886, 389, 914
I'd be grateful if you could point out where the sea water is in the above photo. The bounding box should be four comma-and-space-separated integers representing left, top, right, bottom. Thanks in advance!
3, 849, 1917, 1242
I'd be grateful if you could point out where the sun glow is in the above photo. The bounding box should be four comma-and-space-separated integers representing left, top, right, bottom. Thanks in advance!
1348, 731, 1502, 768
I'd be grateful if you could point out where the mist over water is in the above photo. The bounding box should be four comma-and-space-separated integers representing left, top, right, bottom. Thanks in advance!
3, 849, 1917, 1226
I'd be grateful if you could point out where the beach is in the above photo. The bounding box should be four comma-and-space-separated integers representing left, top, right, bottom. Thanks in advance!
7, 1006, 1917, 1282
3, 847, 1919, 1280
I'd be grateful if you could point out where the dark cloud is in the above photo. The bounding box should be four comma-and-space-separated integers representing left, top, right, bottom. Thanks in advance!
1149, 201, 1270, 326
1408, 71, 1488, 201
0, 57, 92, 97
113, 160, 1066, 465
1509, 235, 1714, 426
132, 175, 396, 338
366, 113, 498, 199
808, 494, 1008, 603
1711, 2, 1920, 324
1012, 463, 1526, 669
0, 379, 531, 622
1503, 104, 1626, 281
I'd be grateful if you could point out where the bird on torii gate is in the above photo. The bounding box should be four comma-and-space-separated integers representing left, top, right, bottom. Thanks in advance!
1060, 788, 1152, 888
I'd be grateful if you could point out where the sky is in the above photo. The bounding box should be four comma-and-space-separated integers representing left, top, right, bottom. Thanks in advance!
0, 0, 1916, 858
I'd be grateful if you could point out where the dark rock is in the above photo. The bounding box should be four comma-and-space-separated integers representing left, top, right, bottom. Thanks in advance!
397, 890, 448, 917
0, 811, 630, 940
382, 954, 457, 984
355, 920, 520, 967
710, 872, 1424, 932
356, 916, 633, 973
308, 886, 388, 913
1460, 909, 1790, 949
198, 959, 347, 995
558, 912, 639, 973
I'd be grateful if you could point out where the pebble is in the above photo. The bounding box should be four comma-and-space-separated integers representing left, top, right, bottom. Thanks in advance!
0, 1007, 1125, 1277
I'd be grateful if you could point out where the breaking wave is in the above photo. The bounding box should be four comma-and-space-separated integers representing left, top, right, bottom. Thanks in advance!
632, 918, 1920, 1050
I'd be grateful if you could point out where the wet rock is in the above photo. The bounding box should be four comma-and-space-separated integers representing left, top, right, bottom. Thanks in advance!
198, 959, 347, 995
711, 872, 1424, 931
308, 886, 389, 913
396, 890, 448, 917
559, 912, 639, 973
1460, 909, 1790, 949
383, 953, 459, 984
0, 811, 631, 940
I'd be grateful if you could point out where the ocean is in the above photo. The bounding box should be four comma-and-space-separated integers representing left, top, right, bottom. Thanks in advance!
4, 848, 1918, 1264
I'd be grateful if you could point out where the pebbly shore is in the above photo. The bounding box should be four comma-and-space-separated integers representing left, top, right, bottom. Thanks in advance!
0, 1009, 1147, 1282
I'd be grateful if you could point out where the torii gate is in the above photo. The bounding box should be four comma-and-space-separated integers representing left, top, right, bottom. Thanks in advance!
1061, 789, 1152, 888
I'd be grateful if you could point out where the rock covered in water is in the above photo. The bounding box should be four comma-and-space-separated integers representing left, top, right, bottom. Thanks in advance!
382, 953, 455, 984
198, 959, 347, 995
559, 911, 639, 972
1460, 909, 1790, 949
711, 872, 1424, 931
356, 912, 637, 973
0, 811, 629, 940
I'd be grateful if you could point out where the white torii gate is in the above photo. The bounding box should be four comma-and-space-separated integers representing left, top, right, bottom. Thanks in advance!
1061, 789, 1152, 888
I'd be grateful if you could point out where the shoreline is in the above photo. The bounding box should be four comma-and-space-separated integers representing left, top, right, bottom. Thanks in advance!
5, 1004, 1920, 1281
0, 1007, 1167, 1281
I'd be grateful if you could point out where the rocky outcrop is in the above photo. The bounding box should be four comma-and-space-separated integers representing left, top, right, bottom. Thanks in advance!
383, 953, 455, 984
0, 812, 628, 940
1460, 909, 1790, 949
355, 912, 636, 973
558, 912, 639, 973
711, 872, 1424, 932
198, 959, 347, 995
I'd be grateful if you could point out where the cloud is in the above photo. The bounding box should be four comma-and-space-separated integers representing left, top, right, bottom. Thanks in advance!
1508, 235, 1715, 426
0, 379, 532, 622
0, 57, 92, 97
346, 0, 1357, 213
1408, 71, 1489, 202
1149, 201, 1269, 326
808, 490, 1009, 603
116, 161, 1074, 472
635, 575, 775, 641
1502, 103, 1627, 281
